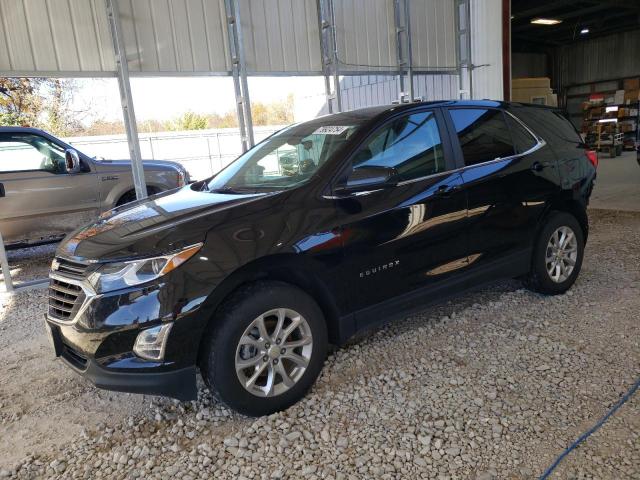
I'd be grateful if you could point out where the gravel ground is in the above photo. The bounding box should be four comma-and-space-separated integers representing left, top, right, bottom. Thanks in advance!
0, 210, 638, 479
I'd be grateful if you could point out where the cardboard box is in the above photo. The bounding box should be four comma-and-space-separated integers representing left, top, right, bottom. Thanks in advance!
512, 77, 551, 89
623, 78, 640, 91
624, 89, 640, 104
512, 87, 555, 104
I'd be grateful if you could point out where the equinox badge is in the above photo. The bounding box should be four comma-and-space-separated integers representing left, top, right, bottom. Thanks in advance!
359, 260, 400, 278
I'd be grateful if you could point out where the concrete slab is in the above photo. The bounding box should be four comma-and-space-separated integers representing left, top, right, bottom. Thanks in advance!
589, 151, 640, 212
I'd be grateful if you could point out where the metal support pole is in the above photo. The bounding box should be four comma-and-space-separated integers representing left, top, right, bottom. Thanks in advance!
0, 231, 13, 293
404, 0, 414, 101
328, 0, 342, 112
225, 0, 254, 152
394, 0, 406, 102
455, 0, 473, 100
106, 0, 147, 200
316, 0, 334, 114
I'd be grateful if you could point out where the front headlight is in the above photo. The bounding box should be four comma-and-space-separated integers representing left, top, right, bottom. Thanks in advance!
88, 243, 202, 293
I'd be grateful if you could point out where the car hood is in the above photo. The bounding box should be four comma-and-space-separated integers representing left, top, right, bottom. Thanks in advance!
58, 185, 273, 261
94, 158, 183, 171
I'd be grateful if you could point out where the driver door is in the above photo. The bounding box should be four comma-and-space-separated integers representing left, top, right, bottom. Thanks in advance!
0, 132, 99, 245
331, 109, 468, 330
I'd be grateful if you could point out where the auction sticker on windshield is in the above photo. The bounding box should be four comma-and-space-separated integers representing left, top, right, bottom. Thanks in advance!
313, 126, 351, 135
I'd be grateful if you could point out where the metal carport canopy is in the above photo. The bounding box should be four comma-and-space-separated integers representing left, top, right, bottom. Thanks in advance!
0, 0, 461, 292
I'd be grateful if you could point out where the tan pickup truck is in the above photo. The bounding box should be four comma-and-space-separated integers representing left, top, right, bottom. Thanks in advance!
0, 127, 189, 248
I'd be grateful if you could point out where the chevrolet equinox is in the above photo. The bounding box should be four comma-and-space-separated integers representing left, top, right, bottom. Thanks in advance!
45, 101, 597, 416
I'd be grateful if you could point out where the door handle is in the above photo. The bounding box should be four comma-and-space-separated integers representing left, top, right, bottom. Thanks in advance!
434, 184, 459, 197
531, 161, 550, 172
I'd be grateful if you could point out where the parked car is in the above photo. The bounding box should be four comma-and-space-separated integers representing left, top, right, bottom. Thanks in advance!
0, 127, 189, 248
44, 101, 596, 416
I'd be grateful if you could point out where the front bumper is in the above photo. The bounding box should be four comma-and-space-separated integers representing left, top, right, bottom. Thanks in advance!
46, 318, 199, 401
44, 265, 215, 401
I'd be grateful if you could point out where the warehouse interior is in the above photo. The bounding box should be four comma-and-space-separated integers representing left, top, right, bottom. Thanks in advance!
509, 0, 640, 211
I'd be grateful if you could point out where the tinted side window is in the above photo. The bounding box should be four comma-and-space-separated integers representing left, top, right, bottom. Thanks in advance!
0, 133, 66, 173
449, 109, 515, 166
505, 114, 537, 154
353, 111, 445, 181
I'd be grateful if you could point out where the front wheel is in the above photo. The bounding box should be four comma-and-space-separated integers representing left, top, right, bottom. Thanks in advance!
524, 211, 584, 295
200, 281, 328, 416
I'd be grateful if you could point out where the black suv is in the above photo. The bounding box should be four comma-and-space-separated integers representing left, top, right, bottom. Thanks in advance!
45, 101, 597, 416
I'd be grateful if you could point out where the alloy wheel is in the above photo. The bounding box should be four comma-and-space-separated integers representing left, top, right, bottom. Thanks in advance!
235, 308, 313, 397
545, 226, 578, 283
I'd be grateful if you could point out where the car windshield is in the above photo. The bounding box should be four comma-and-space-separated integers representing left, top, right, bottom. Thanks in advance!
206, 121, 361, 193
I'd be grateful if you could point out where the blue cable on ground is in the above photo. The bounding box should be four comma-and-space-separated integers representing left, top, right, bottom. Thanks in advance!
539, 375, 640, 479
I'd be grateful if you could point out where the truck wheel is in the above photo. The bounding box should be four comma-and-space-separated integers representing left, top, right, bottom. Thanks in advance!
116, 187, 160, 206
524, 212, 584, 295
200, 281, 328, 416
116, 190, 137, 206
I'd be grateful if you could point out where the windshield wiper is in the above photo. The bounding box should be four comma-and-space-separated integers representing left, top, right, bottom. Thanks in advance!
208, 186, 250, 194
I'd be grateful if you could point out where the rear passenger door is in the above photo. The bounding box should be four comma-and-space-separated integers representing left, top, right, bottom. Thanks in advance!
444, 107, 560, 273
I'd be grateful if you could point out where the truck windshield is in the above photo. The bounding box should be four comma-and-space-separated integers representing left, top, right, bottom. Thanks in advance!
206, 122, 360, 193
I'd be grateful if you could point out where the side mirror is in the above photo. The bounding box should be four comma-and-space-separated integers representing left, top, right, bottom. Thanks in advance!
65, 149, 81, 174
335, 165, 398, 195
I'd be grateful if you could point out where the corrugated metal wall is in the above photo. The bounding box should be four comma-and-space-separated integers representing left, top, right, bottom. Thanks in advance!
0, 0, 115, 75
332, 0, 396, 72
239, 0, 322, 74
512, 52, 548, 79
469, 0, 503, 100
552, 30, 640, 87
118, 0, 231, 74
0, 0, 502, 106
0, 0, 468, 79
409, 0, 457, 72
338, 74, 459, 111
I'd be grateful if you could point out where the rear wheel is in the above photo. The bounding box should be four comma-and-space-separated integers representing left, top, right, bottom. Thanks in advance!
200, 281, 328, 416
524, 211, 584, 295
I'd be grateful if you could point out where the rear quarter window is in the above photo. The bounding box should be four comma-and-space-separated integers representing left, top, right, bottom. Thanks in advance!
516, 107, 588, 187
504, 114, 537, 154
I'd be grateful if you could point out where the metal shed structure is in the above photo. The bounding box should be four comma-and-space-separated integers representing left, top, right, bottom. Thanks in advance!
0, 0, 504, 291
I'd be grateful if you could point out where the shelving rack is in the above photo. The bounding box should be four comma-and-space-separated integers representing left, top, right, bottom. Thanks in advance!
581, 100, 640, 157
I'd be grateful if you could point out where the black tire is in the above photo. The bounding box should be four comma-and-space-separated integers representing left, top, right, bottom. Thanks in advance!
524, 211, 584, 295
116, 187, 160, 207
200, 281, 328, 416
116, 190, 137, 206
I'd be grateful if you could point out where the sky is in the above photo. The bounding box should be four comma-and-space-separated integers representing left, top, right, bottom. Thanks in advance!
75, 76, 327, 124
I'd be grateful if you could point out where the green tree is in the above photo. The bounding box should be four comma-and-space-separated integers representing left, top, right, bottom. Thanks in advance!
0, 78, 45, 126
167, 111, 208, 131
0, 77, 82, 135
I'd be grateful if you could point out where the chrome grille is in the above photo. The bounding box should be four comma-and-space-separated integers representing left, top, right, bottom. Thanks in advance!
54, 258, 89, 278
48, 278, 84, 320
